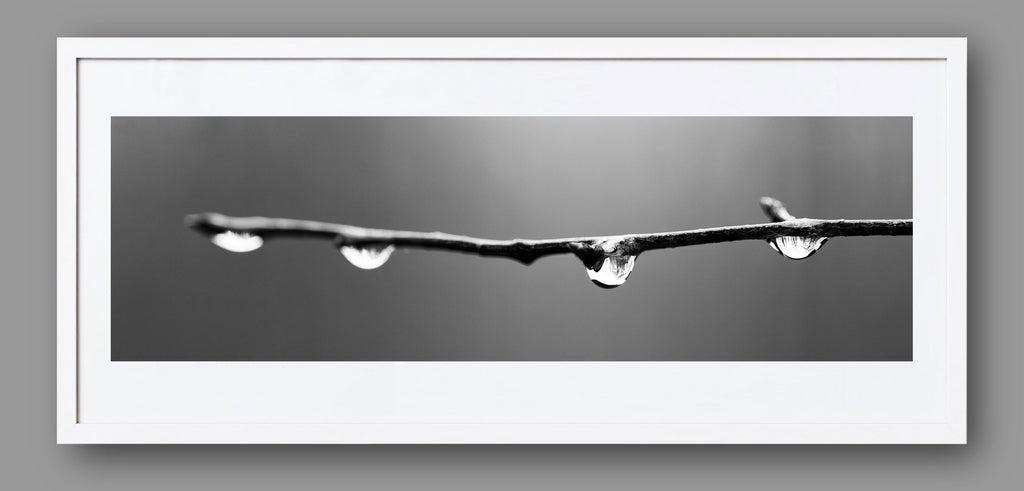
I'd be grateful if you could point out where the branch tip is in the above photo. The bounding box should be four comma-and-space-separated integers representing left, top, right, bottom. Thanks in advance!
759, 196, 797, 222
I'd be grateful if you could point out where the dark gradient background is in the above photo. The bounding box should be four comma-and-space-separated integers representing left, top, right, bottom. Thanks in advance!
111, 117, 911, 361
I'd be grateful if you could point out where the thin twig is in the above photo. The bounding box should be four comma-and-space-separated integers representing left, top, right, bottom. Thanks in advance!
184, 197, 911, 265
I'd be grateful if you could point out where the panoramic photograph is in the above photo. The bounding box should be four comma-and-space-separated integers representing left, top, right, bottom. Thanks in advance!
111, 116, 912, 361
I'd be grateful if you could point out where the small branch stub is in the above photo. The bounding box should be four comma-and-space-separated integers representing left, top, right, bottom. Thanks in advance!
760, 196, 797, 222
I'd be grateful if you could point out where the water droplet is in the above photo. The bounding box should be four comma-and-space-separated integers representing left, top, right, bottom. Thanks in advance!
340, 244, 395, 270
586, 255, 636, 289
768, 236, 828, 260
210, 231, 263, 253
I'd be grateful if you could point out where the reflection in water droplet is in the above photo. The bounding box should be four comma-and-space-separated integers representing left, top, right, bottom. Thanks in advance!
210, 231, 264, 253
340, 244, 396, 270
586, 255, 636, 289
768, 236, 828, 260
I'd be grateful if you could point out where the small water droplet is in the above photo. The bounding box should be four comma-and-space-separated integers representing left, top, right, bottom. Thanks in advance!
340, 244, 395, 270
210, 231, 264, 253
768, 236, 828, 260
586, 255, 636, 289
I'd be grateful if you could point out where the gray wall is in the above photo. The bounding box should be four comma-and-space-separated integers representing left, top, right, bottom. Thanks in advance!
111, 117, 911, 361
1, 0, 1020, 489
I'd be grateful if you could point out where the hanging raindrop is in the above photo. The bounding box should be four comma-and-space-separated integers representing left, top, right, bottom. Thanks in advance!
340, 244, 396, 270
210, 231, 264, 253
585, 255, 637, 289
767, 236, 828, 260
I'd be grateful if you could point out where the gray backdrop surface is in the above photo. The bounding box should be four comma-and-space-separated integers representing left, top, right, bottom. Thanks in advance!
111, 117, 911, 361
1, 0, 1021, 489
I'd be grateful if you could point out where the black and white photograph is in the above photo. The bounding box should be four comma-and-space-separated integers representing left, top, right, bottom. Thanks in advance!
112, 116, 912, 362
56, 38, 966, 445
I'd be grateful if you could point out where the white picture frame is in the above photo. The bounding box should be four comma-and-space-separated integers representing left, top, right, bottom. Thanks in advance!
57, 37, 966, 444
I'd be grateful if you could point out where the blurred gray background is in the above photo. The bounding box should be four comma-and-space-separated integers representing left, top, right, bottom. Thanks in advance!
111, 117, 911, 361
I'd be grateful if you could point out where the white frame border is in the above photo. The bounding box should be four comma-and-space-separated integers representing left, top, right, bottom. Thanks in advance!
56, 37, 967, 444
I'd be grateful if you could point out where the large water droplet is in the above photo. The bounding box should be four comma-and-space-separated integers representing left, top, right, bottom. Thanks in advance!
210, 231, 264, 253
768, 236, 828, 260
586, 255, 636, 289
340, 244, 395, 270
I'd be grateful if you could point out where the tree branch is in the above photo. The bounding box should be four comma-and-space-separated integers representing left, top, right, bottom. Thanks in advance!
184, 197, 911, 266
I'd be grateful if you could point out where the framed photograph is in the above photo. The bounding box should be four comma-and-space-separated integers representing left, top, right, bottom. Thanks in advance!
57, 38, 966, 444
